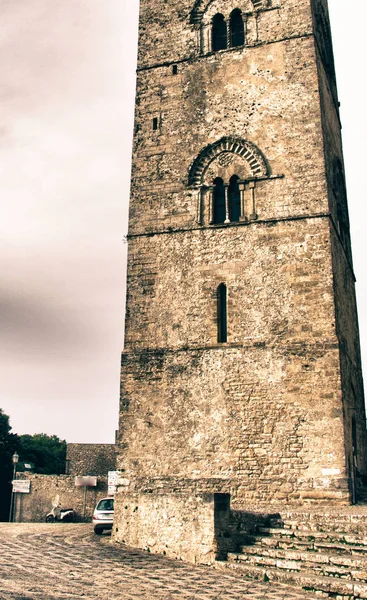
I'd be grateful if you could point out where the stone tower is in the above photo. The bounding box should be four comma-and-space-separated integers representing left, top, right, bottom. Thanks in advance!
114, 0, 367, 561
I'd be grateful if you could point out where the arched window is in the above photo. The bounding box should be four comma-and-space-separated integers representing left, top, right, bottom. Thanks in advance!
217, 284, 227, 343
212, 13, 227, 52
228, 175, 241, 222
188, 137, 269, 226
213, 177, 226, 224
229, 9, 244, 48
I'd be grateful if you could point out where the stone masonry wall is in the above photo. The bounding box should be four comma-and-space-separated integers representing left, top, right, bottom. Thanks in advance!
113, 490, 216, 563
329, 225, 367, 481
136, 0, 314, 68
120, 217, 350, 503
120, 345, 347, 505
13, 474, 108, 523
124, 219, 336, 350
128, 35, 326, 239
66, 444, 116, 476
312, 0, 367, 482
116, 0, 367, 563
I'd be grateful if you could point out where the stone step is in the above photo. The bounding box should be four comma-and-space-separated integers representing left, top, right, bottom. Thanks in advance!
252, 534, 367, 555
234, 547, 367, 581
215, 559, 367, 599
257, 527, 367, 547
267, 513, 367, 535
243, 545, 367, 570
315, 542, 367, 557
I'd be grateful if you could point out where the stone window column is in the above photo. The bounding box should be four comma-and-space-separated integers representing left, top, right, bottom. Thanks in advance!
246, 14, 258, 45
239, 182, 246, 221
208, 187, 214, 224
224, 185, 230, 223
201, 23, 210, 54
196, 188, 203, 224
249, 180, 257, 220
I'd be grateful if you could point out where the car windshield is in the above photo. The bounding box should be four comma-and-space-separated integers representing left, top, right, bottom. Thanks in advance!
96, 499, 114, 511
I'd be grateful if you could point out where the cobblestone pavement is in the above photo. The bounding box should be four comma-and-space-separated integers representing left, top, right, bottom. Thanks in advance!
0, 524, 318, 600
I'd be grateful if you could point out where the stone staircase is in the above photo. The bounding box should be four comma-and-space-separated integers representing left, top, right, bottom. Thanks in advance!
216, 508, 367, 599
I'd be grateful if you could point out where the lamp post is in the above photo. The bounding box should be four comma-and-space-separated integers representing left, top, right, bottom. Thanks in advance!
8, 452, 19, 523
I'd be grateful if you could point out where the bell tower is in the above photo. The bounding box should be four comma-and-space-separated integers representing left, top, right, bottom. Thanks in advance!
114, 0, 367, 560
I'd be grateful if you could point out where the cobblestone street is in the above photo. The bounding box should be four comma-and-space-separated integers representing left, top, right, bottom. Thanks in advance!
0, 524, 319, 600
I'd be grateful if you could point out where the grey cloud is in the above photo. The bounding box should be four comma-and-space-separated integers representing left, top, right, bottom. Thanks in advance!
0, 288, 89, 356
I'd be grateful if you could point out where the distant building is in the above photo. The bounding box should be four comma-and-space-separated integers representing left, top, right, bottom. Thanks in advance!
14, 443, 116, 523
66, 443, 116, 476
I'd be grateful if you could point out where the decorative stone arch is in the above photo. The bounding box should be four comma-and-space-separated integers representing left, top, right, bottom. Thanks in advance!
190, 0, 268, 24
189, 137, 269, 226
188, 137, 268, 187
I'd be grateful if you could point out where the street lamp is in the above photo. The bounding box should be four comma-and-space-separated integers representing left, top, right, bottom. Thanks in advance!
8, 452, 19, 523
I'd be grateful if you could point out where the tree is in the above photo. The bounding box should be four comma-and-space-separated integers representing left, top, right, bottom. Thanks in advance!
18, 434, 66, 475
0, 409, 19, 521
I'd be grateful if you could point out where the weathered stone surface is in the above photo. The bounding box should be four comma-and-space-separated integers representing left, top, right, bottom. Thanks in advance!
114, 491, 217, 563
115, 0, 367, 563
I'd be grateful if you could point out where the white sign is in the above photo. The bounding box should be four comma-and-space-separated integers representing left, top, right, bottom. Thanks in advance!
108, 471, 117, 485
12, 480, 30, 493
75, 476, 97, 487
108, 471, 117, 496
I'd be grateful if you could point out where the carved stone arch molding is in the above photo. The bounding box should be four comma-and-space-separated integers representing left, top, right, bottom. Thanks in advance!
188, 137, 268, 187
190, 0, 268, 24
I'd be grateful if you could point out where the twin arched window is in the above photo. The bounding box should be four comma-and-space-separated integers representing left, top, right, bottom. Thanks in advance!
212, 9, 244, 52
213, 175, 241, 224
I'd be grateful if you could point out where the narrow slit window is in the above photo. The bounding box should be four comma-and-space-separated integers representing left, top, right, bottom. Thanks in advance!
212, 14, 227, 52
152, 117, 158, 131
217, 283, 228, 343
229, 9, 244, 48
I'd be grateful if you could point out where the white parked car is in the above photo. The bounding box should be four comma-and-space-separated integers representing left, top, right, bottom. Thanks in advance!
92, 497, 114, 535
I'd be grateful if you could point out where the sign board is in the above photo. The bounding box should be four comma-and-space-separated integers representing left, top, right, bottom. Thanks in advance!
108, 471, 117, 485
12, 480, 30, 493
75, 476, 97, 487
108, 471, 117, 496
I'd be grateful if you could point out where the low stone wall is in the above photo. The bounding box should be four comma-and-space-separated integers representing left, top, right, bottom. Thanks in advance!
113, 490, 217, 564
13, 474, 108, 523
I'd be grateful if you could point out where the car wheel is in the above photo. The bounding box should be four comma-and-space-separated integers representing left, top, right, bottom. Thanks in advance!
94, 527, 103, 535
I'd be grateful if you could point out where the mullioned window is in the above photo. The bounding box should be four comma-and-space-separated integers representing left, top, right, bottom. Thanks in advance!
188, 136, 269, 226
190, 1, 271, 54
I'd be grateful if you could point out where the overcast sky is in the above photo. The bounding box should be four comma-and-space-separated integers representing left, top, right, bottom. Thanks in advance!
0, 2, 366, 444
